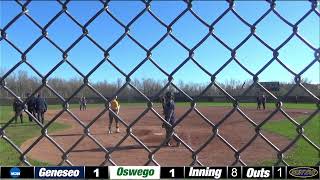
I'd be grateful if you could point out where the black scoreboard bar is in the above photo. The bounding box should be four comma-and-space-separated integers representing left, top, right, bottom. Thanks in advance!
184, 167, 227, 179
160, 167, 184, 178
85, 166, 109, 179
1, 167, 34, 178
0, 166, 319, 179
227, 166, 242, 179
242, 166, 272, 179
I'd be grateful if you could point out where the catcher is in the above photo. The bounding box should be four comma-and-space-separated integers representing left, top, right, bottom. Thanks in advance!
162, 91, 181, 147
108, 96, 120, 134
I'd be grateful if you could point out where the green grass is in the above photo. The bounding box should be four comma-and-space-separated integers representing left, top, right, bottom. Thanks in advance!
262, 115, 320, 165
0, 106, 70, 166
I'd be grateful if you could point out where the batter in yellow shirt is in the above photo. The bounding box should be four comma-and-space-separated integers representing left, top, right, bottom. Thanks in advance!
108, 97, 121, 134
111, 99, 120, 112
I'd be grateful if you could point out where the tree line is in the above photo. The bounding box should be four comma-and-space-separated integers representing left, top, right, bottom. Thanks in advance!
0, 70, 319, 101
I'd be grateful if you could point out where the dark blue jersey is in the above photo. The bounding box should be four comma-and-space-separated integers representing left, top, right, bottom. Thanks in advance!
27, 96, 36, 110
13, 100, 24, 112
35, 97, 47, 111
164, 99, 175, 125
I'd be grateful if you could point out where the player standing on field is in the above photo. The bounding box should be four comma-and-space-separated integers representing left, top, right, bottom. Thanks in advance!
79, 96, 83, 111
108, 96, 120, 134
262, 94, 267, 110
79, 96, 84, 111
79, 96, 87, 111
256, 95, 261, 110
82, 96, 87, 110
163, 91, 180, 147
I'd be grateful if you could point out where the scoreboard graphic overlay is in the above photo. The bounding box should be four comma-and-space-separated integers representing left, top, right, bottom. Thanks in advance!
0, 166, 319, 179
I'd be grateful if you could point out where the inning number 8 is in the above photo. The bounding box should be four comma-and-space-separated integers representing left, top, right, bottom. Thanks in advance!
231, 168, 237, 177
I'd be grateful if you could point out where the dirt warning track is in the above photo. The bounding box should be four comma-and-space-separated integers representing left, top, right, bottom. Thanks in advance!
21, 106, 310, 166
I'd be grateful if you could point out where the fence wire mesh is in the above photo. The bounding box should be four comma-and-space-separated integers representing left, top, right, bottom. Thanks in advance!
0, 0, 319, 166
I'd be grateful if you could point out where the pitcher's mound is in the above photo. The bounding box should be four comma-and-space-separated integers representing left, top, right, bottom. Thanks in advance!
153, 132, 163, 135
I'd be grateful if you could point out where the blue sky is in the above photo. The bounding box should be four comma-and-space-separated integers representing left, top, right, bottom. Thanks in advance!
1, 0, 319, 85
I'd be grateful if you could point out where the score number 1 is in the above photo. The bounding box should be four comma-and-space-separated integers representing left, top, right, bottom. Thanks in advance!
169, 168, 175, 177
93, 168, 99, 178
161, 167, 184, 178
85, 166, 108, 179
274, 167, 286, 179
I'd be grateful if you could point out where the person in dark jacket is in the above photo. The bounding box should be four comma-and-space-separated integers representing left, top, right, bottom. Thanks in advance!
162, 91, 180, 147
262, 94, 267, 110
13, 97, 24, 123
35, 94, 47, 124
26, 93, 37, 122
256, 95, 261, 110
82, 96, 87, 110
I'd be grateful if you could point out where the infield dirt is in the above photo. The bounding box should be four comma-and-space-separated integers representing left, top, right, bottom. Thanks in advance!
21, 106, 311, 166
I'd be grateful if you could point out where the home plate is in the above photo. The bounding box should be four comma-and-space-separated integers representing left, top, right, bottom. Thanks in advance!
153, 132, 163, 135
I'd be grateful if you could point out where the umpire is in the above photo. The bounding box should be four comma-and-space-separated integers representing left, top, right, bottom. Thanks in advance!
26, 93, 36, 122
35, 93, 47, 124
163, 91, 181, 147
13, 97, 24, 123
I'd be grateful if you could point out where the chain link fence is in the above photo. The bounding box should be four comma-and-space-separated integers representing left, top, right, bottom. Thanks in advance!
0, 0, 319, 166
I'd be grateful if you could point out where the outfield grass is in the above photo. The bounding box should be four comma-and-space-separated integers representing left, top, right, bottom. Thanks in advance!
262, 114, 320, 165
0, 106, 70, 166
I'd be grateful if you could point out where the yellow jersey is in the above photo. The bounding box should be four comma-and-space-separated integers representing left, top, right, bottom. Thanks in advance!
111, 100, 120, 111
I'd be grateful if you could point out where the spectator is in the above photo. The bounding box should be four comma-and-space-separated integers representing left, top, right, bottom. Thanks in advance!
26, 93, 37, 122
13, 97, 24, 123
35, 93, 47, 124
